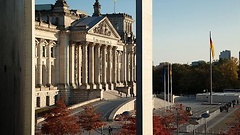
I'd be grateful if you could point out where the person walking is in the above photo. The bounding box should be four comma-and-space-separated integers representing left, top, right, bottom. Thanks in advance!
108, 126, 112, 135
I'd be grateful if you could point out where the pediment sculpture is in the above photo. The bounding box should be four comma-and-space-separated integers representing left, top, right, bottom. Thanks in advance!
93, 21, 111, 36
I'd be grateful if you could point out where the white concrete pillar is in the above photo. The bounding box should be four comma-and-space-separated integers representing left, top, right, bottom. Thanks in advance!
136, 0, 153, 134
101, 45, 107, 90
94, 44, 102, 89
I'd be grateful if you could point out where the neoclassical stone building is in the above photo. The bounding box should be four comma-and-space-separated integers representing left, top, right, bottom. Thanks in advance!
35, 0, 136, 109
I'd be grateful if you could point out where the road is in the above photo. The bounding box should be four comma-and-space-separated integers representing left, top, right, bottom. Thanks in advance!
36, 97, 133, 134
69, 97, 133, 120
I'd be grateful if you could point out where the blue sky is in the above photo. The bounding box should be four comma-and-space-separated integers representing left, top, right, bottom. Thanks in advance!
36, 0, 240, 65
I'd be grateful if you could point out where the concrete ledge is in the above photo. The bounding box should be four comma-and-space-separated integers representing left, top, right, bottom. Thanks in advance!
186, 109, 221, 132
108, 98, 136, 121
68, 98, 101, 110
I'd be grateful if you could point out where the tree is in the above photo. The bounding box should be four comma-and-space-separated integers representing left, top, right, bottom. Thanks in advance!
41, 98, 80, 135
77, 105, 105, 135
227, 108, 240, 134
119, 116, 136, 135
153, 115, 175, 135
153, 104, 190, 135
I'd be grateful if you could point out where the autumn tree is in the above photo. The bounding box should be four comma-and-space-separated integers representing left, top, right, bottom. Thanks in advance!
77, 105, 105, 135
118, 116, 136, 135
227, 108, 240, 134
41, 98, 80, 135
153, 115, 175, 135
153, 104, 190, 135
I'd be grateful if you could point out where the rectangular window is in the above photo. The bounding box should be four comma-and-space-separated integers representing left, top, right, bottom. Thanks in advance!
51, 47, 54, 57
42, 46, 46, 57
36, 97, 40, 107
46, 96, 50, 106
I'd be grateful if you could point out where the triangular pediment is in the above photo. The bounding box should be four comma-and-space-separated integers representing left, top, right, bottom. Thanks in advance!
88, 17, 121, 39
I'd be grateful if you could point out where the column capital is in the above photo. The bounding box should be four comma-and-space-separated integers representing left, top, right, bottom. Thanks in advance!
94, 43, 101, 49
88, 42, 95, 47
69, 41, 75, 45
101, 44, 107, 49
48, 40, 57, 46
107, 45, 113, 49
79, 41, 91, 46
39, 38, 47, 44
112, 46, 118, 50
35, 38, 40, 45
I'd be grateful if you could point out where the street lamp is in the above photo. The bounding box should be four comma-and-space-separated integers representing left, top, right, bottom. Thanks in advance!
203, 89, 208, 93
201, 110, 210, 135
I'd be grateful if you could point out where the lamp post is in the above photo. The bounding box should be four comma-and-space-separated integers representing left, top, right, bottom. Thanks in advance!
201, 110, 210, 135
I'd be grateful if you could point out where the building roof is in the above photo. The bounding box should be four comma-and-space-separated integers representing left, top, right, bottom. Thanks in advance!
35, 4, 53, 11
71, 16, 105, 31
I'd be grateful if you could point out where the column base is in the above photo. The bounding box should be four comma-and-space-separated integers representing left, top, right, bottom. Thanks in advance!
108, 83, 114, 90
80, 84, 90, 89
102, 83, 108, 90
96, 83, 102, 89
70, 83, 77, 89
90, 83, 97, 89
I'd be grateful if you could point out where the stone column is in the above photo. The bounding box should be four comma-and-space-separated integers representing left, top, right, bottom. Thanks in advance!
107, 46, 113, 90
55, 31, 70, 91
81, 42, 90, 89
112, 46, 117, 86
94, 44, 102, 89
37, 39, 44, 87
78, 43, 82, 86
116, 51, 119, 83
134, 53, 136, 82
46, 40, 54, 87
69, 41, 76, 88
130, 51, 134, 82
121, 49, 127, 85
101, 45, 107, 90
89, 43, 96, 89
127, 52, 130, 82
118, 51, 121, 83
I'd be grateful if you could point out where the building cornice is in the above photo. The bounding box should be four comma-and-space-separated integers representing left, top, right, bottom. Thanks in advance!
35, 22, 59, 33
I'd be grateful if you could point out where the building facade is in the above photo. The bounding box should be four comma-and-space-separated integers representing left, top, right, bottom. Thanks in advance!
219, 50, 231, 60
35, 0, 136, 109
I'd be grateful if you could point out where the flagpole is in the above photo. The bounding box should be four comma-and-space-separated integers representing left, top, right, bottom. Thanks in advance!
167, 63, 170, 105
114, 1, 116, 13
210, 31, 213, 104
170, 64, 173, 103
164, 66, 166, 110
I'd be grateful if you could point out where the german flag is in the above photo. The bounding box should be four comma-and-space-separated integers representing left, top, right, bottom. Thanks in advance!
210, 34, 215, 59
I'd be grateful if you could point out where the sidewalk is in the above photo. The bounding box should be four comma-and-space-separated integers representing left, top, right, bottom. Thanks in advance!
178, 104, 239, 135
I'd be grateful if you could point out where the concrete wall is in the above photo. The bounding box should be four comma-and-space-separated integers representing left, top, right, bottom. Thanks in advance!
196, 93, 240, 103
0, 0, 35, 134
108, 98, 136, 121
